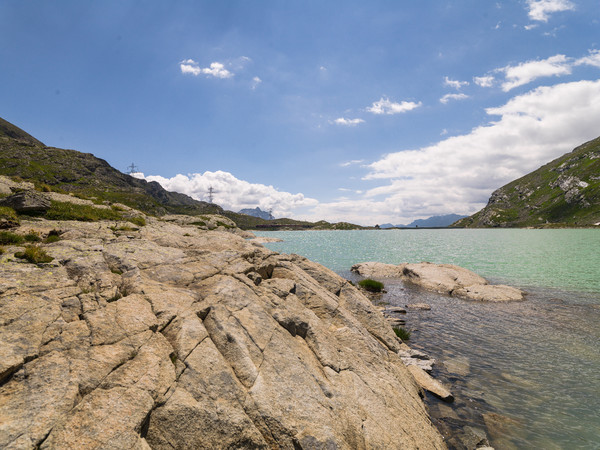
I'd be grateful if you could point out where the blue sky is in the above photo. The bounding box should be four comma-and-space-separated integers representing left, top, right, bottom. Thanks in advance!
2, 1, 600, 225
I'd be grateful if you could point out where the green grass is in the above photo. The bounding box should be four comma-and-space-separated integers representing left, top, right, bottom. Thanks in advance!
0, 206, 19, 227
127, 216, 146, 227
393, 326, 411, 341
24, 231, 42, 242
44, 201, 124, 222
358, 279, 385, 292
14, 245, 54, 264
109, 224, 139, 232
44, 229, 61, 243
0, 231, 24, 245
216, 221, 235, 229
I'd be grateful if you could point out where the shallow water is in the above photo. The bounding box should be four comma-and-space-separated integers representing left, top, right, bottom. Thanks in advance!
256, 229, 600, 449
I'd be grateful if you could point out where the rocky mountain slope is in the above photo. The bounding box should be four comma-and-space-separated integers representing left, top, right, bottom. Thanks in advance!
0, 119, 223, 217
0, 207, 446, 448
454, 136, 600, 227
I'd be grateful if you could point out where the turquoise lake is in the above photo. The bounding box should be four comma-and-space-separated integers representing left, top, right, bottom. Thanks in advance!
254, 229, 600, 449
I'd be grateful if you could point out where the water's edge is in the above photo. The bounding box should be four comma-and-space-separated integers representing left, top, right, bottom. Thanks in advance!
256, 230, 600, 449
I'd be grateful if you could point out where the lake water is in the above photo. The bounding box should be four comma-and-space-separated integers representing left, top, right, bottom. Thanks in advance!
254, 229, 600, 449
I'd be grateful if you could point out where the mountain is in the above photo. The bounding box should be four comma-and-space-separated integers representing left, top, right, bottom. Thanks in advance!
238, 207, 274, 220
0, 117, 366, 230
379, 214, 468, 228
0, 121, 223, 217
453, 136, 600, 227
405, 214, 467, 228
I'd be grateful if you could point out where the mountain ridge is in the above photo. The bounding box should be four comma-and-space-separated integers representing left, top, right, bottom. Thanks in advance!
453, 136, 600, 227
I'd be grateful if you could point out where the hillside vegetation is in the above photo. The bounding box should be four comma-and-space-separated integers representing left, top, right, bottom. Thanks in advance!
0, 117, 365, 230
454, 136, 600, 227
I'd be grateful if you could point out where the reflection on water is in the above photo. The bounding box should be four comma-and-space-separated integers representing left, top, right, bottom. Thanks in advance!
258, 230, 600, 449
378, 280, 600, 449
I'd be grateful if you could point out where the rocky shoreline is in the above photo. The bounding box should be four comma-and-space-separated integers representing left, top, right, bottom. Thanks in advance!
1, 211, 449, 448
351, 261, 524, 302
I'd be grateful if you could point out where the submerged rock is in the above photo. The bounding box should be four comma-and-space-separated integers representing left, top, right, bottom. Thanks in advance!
352, 261, 524, 302
407, 365, 454, 402
0, 218, 446, 449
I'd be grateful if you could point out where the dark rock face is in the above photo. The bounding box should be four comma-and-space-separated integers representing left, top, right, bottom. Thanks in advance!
0, 191, 51, 213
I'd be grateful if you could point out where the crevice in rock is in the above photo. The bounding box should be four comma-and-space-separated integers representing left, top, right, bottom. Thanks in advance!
0, 361, 24, 388
34, 425, 53, 449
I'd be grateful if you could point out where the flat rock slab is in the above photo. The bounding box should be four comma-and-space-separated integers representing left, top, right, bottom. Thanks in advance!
352, 261, 524, 302
407, 365, 454, 402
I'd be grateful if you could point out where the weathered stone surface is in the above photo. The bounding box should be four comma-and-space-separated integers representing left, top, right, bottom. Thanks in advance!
0, 218, 446, 449
407, 303, 432, 310
248, 236, 283, 244
0, 190, 51, 213
408, 365, 454, 402
351, 261, 403, 278
353, 261, 525, 302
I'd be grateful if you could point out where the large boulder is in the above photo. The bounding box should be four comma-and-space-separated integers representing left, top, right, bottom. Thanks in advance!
0, 190, 51, 213
352, 261, 524, 302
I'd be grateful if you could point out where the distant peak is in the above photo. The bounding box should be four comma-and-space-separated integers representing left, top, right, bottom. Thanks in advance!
0, 117, 45, 146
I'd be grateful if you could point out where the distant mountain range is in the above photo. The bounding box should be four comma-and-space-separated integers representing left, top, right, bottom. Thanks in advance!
238, 207, 274, 220
453, 136, 600, 227
380, 214, 468, 228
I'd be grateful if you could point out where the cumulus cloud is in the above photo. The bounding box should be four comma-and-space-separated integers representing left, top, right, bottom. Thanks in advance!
180, 59, 233, 79
338, 79, 600, 224
499, 54, 572, 91
333, 117, 365, 126
444, 77, 469, 90
440, 93, 469, 104
526, 0, 575, 22
366, 97, 422, 115
575, 49, 600, 68
474, 75, 495, 87
132, 170, 318, 217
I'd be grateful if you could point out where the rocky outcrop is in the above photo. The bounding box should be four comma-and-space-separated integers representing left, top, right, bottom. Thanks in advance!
0, 218, 445, 449
0, 190, 51, 213
352, 261, 524, 302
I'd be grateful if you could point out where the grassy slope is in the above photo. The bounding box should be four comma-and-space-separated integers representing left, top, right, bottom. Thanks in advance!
454, 136, 600, 227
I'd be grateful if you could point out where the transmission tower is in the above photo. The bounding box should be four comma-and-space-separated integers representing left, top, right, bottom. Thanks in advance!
126, 163, 138, 174
207, 186, 216, 203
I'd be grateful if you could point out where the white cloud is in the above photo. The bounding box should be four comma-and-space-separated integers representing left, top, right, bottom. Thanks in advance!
339, 159, 364, 167
180, 60, 233, 79
251, 76, 262, 89
366, 97, 422, 115
440, 93, 469, 104
575, 49, 600, 68
526, 0, 575, 22
333, 117, 365, 126
335, 79, 600, 225
474, 75, 495, 87
500, 54, 572, 91
133, 170, 318, 217
444, 77, 469, 90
